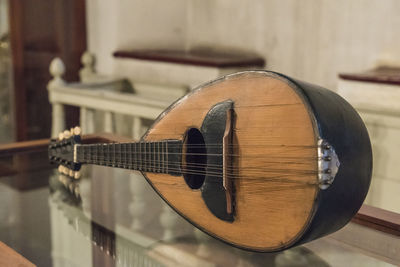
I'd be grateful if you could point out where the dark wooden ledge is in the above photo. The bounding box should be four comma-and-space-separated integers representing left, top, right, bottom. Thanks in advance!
339, 67, 400, 85
0, 134, 133, 157
352, 204, 400, 236
113, 49, 265, 68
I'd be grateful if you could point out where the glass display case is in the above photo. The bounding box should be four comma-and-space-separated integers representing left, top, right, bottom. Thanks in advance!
0, 138, 399, 266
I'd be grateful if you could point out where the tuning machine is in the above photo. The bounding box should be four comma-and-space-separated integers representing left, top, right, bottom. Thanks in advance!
57, 165, 81, 179
58, 126, 81, 140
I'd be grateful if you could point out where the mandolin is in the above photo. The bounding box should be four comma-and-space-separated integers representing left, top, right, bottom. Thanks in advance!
48, 71, 372, 252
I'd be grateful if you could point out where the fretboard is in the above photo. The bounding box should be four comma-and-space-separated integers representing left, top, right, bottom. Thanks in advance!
76, 140, 182, 175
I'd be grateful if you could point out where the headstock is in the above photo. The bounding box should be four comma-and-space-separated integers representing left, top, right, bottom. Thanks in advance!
49, 126, 82, 179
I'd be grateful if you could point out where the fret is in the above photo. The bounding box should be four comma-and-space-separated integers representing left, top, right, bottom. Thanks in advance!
93, 144, 98, 165
106, 144, 111, 166
165, 141, 168, 173
149, 142, 152, 172
133, 143, 137, 170
149, 142, 154, 172
103, 144, 107, 166
96, 144, 100, 165
112, 143, 115, 167
146, 142, 149, 172
143, 142, 146, 172
98, 144, 103, 165
121, 143, 126, 168
157, 142, 161, 172
122, 143, 126, 168
145, 142, 149, 172
90, 145, 94, 164
147, 142, 151, 172
152, 142, 156, 172
134, 143, 138, 170
138, 142, 142, 171
150, 142, 153, 172
124, 143, 127, 168
72, 140, 181, 175
115, 143, 120, 167
86, 145, 90, 164
141, 142, 145, 171
120, 143, 124, 168
116, 143, 118, 167
89, 145, 93, 164
161, 141, 165, 173
91, 144, 95, 164
118, 143, 122, 168
147, 142, 150, 172
127, 143, 131, 169
125, 144, 129, 169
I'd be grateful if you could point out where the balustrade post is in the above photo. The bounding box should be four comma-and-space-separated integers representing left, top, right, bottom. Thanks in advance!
51, 103, 65, 138
80, 177, 91, 218
79, 51, 95, 82
194, 228, 213, 257
128, 172, 147, 230
48, 58, 66, 137
80, 107, 95, 134
104, 111, 115, 133
132, 117, 142, 140
159, 203, 179, 240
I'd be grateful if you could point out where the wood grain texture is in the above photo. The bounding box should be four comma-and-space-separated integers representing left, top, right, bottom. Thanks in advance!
143, 71, 319, 251
0, 241, 36, 267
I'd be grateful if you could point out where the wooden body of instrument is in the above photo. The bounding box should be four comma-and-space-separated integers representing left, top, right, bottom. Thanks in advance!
49, 71, 372, 252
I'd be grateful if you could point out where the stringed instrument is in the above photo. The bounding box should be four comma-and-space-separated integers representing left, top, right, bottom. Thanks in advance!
48, 71, 372, 252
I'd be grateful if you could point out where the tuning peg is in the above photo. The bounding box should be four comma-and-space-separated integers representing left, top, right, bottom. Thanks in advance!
63, 130, 71, 138
74, 171, 81, 179
69, 169, 74, 177
58, 132, 64, 140
58, 165, 63, 173
62, 166, 69, 175
73, 126, 82, 136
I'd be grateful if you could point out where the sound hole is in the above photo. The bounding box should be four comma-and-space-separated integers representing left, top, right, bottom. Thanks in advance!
183, 128, 206, 189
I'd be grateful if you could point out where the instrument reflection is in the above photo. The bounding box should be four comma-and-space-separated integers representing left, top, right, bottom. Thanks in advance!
49, 166, 330, 267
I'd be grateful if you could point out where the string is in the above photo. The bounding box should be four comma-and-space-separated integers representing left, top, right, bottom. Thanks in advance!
79, 143, 318, 148
73, 142, 320, 184
77, 156, 320, 177
81, 155, 318, 172
78, 149, 319, 173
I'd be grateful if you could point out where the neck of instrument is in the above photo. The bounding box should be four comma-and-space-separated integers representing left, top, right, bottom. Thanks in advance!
75, 140, 182, 175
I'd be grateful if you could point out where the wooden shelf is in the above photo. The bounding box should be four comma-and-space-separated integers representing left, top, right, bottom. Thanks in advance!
339, 67, 400, 85
113, 49, 265, 68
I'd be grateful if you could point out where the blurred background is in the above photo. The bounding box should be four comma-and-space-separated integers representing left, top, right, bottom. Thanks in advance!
0, 1, 399, 266
1, 0, 400, 215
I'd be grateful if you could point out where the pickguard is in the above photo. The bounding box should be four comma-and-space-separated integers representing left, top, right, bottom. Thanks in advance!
200, 100, 235, 222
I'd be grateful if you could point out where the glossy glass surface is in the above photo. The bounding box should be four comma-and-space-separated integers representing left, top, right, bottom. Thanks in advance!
0, 149, 398, 266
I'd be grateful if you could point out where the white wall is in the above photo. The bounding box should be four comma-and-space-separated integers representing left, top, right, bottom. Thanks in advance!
86, 0, 400, 90
86, 0, 188, 74
0, 0, 8, 36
